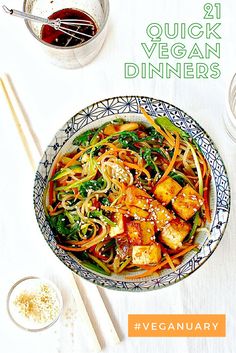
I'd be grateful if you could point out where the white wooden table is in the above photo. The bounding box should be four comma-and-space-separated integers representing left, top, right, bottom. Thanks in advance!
0, 0, 235, 352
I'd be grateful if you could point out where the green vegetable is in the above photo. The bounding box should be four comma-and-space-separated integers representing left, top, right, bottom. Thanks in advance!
169, 171, 185, 186
90, 123, 109, 145
118, 131, 139, 149
73, 119, 125, 149
48, 214, 58, 229
56, 173, 97, 191
140, 147, 159, 172
192, 139, 202, 152
90, 119, 124, 145
112, 118, 124, 124
90, 145, 103, 157
79, 177, 106, 198
186, 142, 203, 196
64, 210, 79, 225
155, 116, 189, 139
184, 212, 200, 242
103, 238, 115, 250
117, 127, 164, 152
88, 254, 111, 274
141, 126, 164, 143
81, 260, 111, 276
153, 118, 201, 153
51, 165, 82, 181
169, 171, 195, 188
89, 210, 116, 227
101, 197, 110, 206
48, 214, 80, 240
81, 224, 89, 235
151, 147, 169, 160
57, 191, 74, 201
73, 130, 95, 147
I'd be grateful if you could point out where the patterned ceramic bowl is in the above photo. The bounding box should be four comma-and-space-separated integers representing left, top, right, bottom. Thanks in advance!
33, 96, 230, 291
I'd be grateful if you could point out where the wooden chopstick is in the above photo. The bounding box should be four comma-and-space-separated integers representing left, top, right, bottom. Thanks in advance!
0, 74, 101, 352
0, 73, 120, 350
0, 76, 36, 170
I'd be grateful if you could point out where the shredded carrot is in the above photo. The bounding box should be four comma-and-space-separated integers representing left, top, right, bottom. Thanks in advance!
140, 107, 175, 147
123, 161, 151, 180
126, 260, 169, 280
57, 175, 70, 187
164, 252, 176, 271
101, 205, 127, 214
198, 151, 207, 179
126, 244, 198, 280
116, 195, 126, 205
73, 188, 79, 196
112, 179, 127, 193
64, 147, 90, 168
97, 146, 141, 163
157, 132, 180, 184
102, 142, 120, 150
49, 202, 61, 215
203, 172, 211, 222
65, 234, 96, 245
48, 181, 54, 205
164, 129, 175, 144
48, 164, 58, 205
97, 149, 119, 162
171, 244, 198, 259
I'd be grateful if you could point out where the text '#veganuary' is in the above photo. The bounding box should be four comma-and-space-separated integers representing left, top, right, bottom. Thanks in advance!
128, 314, 226, 337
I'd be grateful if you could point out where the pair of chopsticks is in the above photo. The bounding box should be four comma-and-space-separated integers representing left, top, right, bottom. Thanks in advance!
0, 74, 120, 352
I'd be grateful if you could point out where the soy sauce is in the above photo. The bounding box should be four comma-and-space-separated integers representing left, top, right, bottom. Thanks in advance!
41, 8, 98, 47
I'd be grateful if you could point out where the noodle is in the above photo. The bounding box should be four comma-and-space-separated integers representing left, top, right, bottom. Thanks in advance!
46, 115, 210, 278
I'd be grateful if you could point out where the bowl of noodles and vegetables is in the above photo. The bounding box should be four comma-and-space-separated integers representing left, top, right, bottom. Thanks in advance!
33, 96, 230, 291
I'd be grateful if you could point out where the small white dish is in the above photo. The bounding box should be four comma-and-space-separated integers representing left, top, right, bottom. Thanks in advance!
7, 276, 63, 331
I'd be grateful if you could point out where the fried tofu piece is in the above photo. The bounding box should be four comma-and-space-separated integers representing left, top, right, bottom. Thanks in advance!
134, 198, 151, 209
116, 236, 131, 260
129, 206, 149, 219
140, 222, 155, 245
159, 218, 191, 250
125, 186, 151, 209
127, 221, 142, 245
109, 213, 124, 238
132, 243, 162, 265
149, 200, 174, 231
131, 186, 152, 199
127, 221, 155, 245
153, 177, 182, 205
172, 184, 204, 221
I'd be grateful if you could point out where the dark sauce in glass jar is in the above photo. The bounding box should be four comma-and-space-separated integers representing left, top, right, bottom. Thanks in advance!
41, 8, 98, 47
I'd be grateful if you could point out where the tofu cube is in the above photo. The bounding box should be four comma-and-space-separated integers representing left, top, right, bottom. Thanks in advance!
153, 176, 182, 205
149, 200, 174, 231
129, 186, 152, 199
125, 186, 151, 209
134, 198, 151, 210
116, 236, 131, 260
127, 221, 155, 245
132, 243, 162, 265
109, 213, 124, 238
140, 222, 155, 245
159, 218, 191, 250
127, 221, 142, 245
172, 184, 204, 221
129, 206, 149, 219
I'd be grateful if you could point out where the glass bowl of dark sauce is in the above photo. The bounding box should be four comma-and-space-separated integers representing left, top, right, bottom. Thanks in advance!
23, 0, 109, 68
